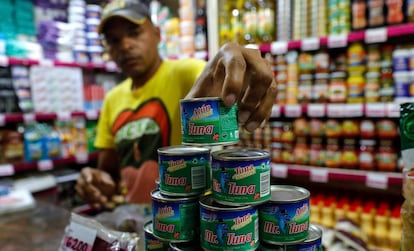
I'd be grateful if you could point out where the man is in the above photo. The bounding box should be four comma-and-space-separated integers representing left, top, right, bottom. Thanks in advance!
75, 0, 276, 207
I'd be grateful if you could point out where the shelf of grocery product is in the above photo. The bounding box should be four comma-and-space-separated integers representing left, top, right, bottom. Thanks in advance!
271, 163, 402, 190
0, 55, 119, 72
270, 102, 402, 118
260, 23, 414, 54
0, 152, 98, 177
0, 110, 101, 125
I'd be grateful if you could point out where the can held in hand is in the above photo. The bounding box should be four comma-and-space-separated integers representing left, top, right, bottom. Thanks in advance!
144, 221, 170, 250
158, 145, 210, 196
200, 195, 260, 251
180, 97, 239, 145
211, 148, 271, 206
151, 190, 199, 242
259, 185, 310, 244
259, 224, 323, 250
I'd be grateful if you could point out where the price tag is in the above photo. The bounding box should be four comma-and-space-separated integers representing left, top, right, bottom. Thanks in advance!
365, 27, 387, 44
57, 112, 72, 121
328, 34, 348, 48
39, 59, 54, 67
327, 104, 345, 117
0, 113, 5, 126
85, 110, 98, 120
284, 104, 302, 117
75, 153, 89, 164
0, 55, 9, 66
0, 164, 14, 176
307, 104, 325, 117
366, 172, 388, 189
345, 103, 363, 117
271, 41, 288, 55
310, 168, 329, 183
38, 159, 53, 171
365, 103, 386, 117
23, 113, 36, 124
301, 37, 320, 51
271, 164, 288, 178
270, 105, 281, 118
61, 221, 97, 251
386, 102, 400, 117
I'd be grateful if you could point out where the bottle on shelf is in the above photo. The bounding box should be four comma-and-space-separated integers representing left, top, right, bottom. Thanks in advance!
360, 200, 376, 247
218, 0, 232, 46
374, 203, 390, 248
242, 0, 257, 44
194, 0, 207, 52
230, 0, 245, 45
389, 205, 402, 250
257, 0, 275, 44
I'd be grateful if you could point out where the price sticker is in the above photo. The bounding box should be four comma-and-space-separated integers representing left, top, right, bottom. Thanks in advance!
0, 55, 9, 66
310, 168, 329, 183
386, 102, 400, 117
345, 103, 363, 117
307, 104, 325, 117
365, 103, 386, 117
366, 172, 388, 189
284, 104, 302, 117
365, 27, 387, 44
38, 159, 53, 171
328, 34, 348, 48
75, 153, 89, 164
271, 164, 288, 178
23, 113, 36, 124
271, 41, 288, 55
301, 37, 320, 51
0, 113, 5, 126
39, 59, 54, 67
85, 110, 98, 120
327, 104, 345, 117
57, 112, 72, 121
0, 164, 14, 176
271, 105, 281, 118
61, 221, 97, 251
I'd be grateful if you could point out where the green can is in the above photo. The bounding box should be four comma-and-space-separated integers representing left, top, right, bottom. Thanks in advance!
211, 148, 271, 206
200, 195, 259, 251
158, 145, 211, 196
259, 185, 310, 244
169, 239, 202, 251
151, 190, 200, 242
180, 97, 239, 145
144, 221, 170, 251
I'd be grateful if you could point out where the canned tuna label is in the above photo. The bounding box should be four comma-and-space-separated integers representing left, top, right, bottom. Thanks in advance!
259, 185, 310, 244
200, 196, 259, 251
211, 148, 271, 206
258, 224, 323, 251
151, 190, 199, 242
158, 146, 210, 196
180, 97, 239, 145
144, 221, 170, 251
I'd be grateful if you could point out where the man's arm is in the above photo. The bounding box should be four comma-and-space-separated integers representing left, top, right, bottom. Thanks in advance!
97, 148, 121, 183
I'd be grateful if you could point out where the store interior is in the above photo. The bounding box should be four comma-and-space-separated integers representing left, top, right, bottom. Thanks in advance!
0, 0, 412, 250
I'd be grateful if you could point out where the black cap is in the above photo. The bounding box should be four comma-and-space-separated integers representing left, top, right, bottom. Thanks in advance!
98, 0, 150, 34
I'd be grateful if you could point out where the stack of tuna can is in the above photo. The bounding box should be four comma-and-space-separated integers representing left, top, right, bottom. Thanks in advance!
144, 98, 323, 251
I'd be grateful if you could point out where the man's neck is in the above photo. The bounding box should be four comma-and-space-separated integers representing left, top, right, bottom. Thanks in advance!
131, 57, 163, 90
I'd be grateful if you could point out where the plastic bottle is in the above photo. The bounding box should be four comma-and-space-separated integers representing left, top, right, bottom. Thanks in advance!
360, 201, 376, 247
389, 205, 402, 250
218, 0, 232, 45
257, 0, 275, 44
374, 203, 390, 248
321, 196, 336, 228
242, 0, 257, 44
194, 0, 207, 51
310, 194, 322, 225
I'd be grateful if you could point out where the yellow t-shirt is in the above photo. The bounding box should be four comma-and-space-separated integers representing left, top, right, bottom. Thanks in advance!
95, 58, 206, 168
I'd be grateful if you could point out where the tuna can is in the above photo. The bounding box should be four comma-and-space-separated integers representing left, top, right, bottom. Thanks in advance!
259, 185, 310, 244
144, 221, 170, 251
258, 224, 323, 251
211, 148, 271, 206
200, 195, 259, 251
169, 239, 202, 250
151, 190, 200, 242
180, 97, 239, 145
158, 145, 211, 196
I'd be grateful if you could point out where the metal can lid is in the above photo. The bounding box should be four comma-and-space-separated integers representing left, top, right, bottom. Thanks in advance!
212, 148, 270, 161
199, 195, 254, 211
180, 97, 221, 103
305, 224, 323, 243
151, 189, 200, 202
270, 185, 310, 202
144, 220, 153, 234
169, 240, 201, 251
157, 145, 210, 155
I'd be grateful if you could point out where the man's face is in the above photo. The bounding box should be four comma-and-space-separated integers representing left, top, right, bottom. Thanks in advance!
102, 17, 160, 78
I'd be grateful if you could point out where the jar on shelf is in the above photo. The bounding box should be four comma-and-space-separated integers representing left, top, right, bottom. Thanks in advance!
271, 121, 283, 142
386, 0, 404, 24
298, 74, 313, 104
367, 0, 385, 27
271, 142, 283, 163
366, 45, 381, 72
281, 142, 294, 164
309, 137, 326, 167
359, 139, 376, 171
342, 119, 360, 137
376, 119, 398, 139
347, 71, 365, 103
379, 72, 395, 102
329, 71, 347, 103
263, 124, 272, 148
365, 71, 381, 103
310, 118, 326, 137
325, 138, 342, 168
342, 138, 359, 169
314, 51, 330, 73
348, 42, 366, 68
376, 140, 398, 172
360, 119, 376, 139
313, 73, 330, 103
294, 118, 309, 137
280, 122, 295, 143
351, 0, 367, 30
325, 119, 342, 138
293, 137, 309, 165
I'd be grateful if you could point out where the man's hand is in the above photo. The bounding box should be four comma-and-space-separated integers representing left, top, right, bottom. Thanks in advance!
186, 42, 277, 132
75, 167, 116, 208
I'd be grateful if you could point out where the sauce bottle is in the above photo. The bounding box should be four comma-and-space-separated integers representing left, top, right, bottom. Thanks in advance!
374, 204, 390, 248
389, 205, 402, 250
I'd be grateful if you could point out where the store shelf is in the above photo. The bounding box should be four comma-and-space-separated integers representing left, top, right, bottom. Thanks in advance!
271, 163, 403, 190
260, 23, 414, 54
0, 152, 98, 177
0, 55, 119, 72
0, 110, 101, 125
270, 102, 402, 118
